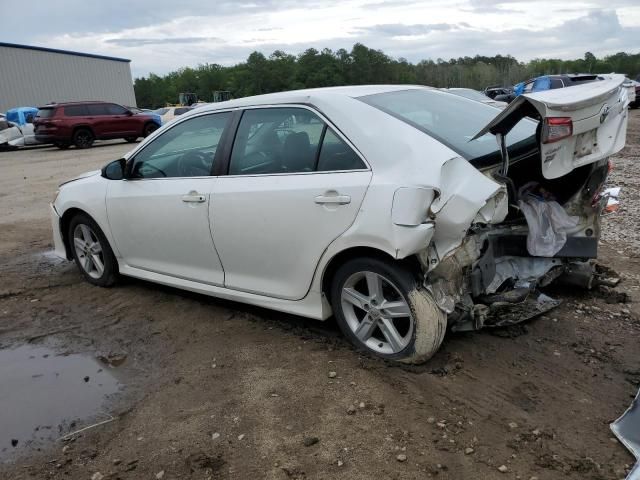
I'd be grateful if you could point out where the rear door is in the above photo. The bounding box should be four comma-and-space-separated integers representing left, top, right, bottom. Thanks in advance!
473, 74, 629, 179
87, 103, 110, 137
211, 106, 372, 300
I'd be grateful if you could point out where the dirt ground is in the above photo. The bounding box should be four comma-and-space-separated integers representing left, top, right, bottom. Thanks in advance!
0, 111, 639, 480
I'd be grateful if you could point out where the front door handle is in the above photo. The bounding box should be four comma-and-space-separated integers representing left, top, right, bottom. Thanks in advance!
314, 194, 351, 205
181, 191, 206, 203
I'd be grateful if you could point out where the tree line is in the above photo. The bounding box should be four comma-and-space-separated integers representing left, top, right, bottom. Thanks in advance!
134, 43, 640, 108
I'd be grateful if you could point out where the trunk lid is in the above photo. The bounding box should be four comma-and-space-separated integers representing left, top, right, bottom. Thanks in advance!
472, 74, 629, 179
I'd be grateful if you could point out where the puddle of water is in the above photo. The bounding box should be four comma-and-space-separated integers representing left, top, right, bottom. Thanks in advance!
0, 344, 122, 462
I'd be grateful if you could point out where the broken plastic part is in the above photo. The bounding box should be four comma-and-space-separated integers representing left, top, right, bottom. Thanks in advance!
429, 157, 506, 260
611, 387, 640, 480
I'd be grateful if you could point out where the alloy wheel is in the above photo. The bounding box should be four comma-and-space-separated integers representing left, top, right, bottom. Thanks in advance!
73, 224, 105, 279
341, 271, 414, 354
75, 131, 93, 148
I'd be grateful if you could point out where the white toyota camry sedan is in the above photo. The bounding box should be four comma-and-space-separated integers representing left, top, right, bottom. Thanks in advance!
50, 79, 629, 363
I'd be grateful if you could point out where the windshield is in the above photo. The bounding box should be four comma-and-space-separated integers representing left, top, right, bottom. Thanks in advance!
358, 89, 537, 161
448, 89, 490, 102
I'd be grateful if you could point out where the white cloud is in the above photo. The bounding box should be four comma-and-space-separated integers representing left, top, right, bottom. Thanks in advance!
5, 0, 639, 77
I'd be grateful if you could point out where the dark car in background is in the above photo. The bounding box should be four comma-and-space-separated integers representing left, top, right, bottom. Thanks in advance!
483, 86, 514, 102
34, 101, 159, 149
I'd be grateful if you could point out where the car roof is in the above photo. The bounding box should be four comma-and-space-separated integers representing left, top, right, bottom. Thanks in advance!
196, 84, 429, 113
39, 101, 112, 108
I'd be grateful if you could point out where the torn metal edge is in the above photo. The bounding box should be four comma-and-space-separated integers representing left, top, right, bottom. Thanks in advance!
611, 387, 640, 480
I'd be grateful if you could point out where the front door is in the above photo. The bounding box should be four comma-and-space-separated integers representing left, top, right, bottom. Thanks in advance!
211, 107, 372, 300
106, 111, 232, 285
106, 103, 139, 137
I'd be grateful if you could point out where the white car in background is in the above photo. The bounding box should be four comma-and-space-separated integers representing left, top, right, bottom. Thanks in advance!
0, 119, 39, 148
152, 106, 193, 124
50, 78, 629, 363
442, 88, 508, 108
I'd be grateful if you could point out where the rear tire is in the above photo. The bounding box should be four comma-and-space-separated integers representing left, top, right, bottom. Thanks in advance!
330, 257, 446, 364
73, 129, 94, 149
68, 213, 118, 287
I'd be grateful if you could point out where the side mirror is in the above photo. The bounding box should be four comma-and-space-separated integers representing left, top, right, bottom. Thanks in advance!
102, 158, 126, 180
125, 110, 133, 116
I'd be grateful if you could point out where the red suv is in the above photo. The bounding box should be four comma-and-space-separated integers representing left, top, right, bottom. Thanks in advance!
34, 101, 159, 149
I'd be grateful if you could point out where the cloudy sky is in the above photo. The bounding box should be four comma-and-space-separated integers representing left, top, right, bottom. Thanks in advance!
4, 0, 640, 77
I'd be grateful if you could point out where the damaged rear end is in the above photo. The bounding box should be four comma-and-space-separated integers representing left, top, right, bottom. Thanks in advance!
421, 75, 629, 331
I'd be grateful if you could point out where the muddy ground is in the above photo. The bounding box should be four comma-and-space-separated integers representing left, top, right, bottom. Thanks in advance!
0, 110, 639, 480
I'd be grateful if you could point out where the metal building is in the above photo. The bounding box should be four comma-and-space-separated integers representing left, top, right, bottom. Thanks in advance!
0, 42, 136, 112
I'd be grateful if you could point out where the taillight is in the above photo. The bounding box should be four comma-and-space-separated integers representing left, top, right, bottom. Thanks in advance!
542, 117, 573, 144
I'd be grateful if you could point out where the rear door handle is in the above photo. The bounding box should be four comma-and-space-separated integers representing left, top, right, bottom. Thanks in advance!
314, 194, 351, 205
182, 191, 206, 203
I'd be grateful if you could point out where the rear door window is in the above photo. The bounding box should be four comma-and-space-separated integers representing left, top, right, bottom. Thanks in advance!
228, 108, 325, 175
87, 104, 109, 116
317, 129, 366, 171
64, 105, 89, 116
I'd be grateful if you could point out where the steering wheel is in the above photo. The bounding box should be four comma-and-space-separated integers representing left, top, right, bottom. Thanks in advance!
136, 162, 167, 178
178, 151, 211, 177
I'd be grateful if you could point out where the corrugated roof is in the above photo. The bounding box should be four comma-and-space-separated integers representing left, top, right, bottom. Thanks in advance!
0, 42, 131, 63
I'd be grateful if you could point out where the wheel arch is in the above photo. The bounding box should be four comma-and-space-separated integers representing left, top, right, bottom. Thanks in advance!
72, 124, 94, 136
60, 207, 115, 264
320, 246, 422, 298
143, 121, 159, 136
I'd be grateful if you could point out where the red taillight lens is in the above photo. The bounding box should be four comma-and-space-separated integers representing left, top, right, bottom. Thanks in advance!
542, 117, 573, 144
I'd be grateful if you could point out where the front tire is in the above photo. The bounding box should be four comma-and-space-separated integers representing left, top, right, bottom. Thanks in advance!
143, 123, 158, 137
330, 257, 446, 364
68, 213, 118, 287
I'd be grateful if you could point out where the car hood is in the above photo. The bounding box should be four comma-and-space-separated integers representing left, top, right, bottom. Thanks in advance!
60, 169, 101, 187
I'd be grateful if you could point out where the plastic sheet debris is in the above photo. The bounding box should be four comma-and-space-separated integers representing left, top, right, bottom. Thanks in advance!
611, 387, 640, 480
601, 186, 622, 215
517, 182, 579, 257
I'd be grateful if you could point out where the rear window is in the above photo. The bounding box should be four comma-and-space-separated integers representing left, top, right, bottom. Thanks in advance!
36, 108, 55, 119
449, 89, 490, 102
64, 105, 89, 116
358, 89, 537, 161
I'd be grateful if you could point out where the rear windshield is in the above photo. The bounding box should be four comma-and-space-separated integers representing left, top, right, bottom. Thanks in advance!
448, 89, 490, 102
36, 108, 55, 119
175, 107, 191, 116
358, 89, 537, 162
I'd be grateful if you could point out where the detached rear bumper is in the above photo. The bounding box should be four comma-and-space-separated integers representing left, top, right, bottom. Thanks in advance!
50, 204, 68, 259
